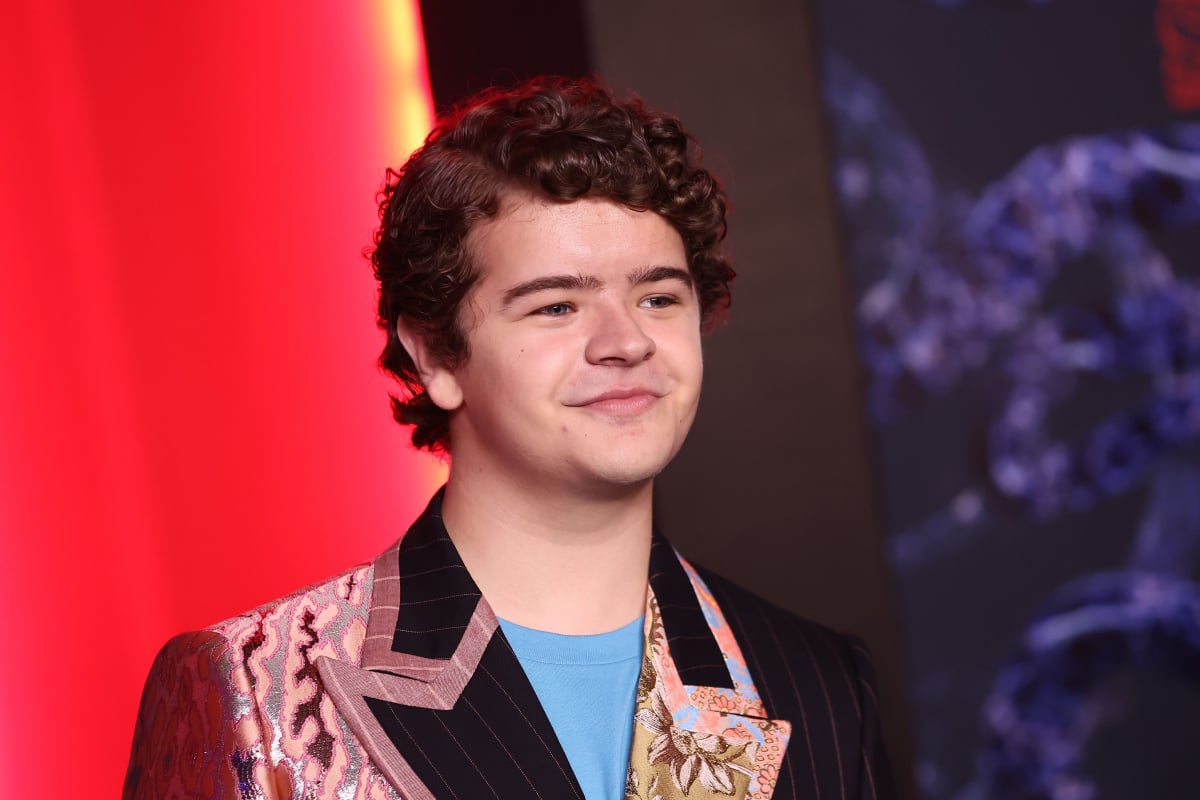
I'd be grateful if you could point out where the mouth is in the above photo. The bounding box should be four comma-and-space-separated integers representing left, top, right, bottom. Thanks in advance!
568, 387, 663, 416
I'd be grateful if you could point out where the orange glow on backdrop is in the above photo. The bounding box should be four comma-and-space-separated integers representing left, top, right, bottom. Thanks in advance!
0, 2, 438, 795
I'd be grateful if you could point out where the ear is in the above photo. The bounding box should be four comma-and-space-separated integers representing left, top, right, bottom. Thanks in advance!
395, 319, 464, 411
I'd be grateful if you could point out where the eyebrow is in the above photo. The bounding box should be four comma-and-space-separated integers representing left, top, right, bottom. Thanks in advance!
499, 265, 693, 309
500, 274, 602, 308
627, 264, 694, 289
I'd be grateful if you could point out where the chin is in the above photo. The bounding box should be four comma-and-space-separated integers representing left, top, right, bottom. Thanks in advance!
572, 446, 681, 490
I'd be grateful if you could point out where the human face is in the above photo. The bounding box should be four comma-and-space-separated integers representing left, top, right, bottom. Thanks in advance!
430, 197, 703, 497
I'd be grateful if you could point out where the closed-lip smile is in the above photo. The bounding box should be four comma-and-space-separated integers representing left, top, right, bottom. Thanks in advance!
568, 386, 663, 415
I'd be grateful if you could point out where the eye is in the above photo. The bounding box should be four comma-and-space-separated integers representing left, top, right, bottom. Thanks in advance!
534, 302, 574, 317
640, 295, 678, 309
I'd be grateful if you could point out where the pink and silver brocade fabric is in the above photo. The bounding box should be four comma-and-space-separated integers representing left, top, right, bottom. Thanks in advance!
124, 565, 402, 799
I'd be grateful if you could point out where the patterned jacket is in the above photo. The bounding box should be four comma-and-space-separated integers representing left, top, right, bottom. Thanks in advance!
124, 491, 895, 799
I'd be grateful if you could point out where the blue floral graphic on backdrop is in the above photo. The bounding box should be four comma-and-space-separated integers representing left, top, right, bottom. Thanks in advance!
822, 43, 1200, 800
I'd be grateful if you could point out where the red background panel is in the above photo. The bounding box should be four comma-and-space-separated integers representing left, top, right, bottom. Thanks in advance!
0, 2, 439, 794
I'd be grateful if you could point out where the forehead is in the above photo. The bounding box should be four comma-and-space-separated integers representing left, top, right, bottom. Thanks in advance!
466, 195, 687, 287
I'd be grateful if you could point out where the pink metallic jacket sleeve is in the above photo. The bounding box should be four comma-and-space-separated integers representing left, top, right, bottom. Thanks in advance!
123, 630, 284, 799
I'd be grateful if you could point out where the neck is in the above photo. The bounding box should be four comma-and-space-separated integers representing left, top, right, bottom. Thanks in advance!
440, 469, 654, 635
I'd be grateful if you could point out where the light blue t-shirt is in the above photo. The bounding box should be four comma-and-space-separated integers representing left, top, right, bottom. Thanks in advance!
498, 616, 645, 800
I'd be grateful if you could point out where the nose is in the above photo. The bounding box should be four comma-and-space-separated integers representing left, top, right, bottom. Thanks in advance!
584, 304, 656, 365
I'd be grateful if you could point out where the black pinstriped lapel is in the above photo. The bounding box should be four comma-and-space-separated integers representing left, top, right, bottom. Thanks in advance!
647, 531, 735, 690
319, 490, 736, 800
319, 491, 583, 799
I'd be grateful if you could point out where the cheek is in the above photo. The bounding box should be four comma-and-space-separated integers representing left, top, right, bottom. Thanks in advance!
519, 336, 577, 377
681, 335, 705, 409
480, 337, 575, 404
668, 327, 704, 377
690, 330, 704, 373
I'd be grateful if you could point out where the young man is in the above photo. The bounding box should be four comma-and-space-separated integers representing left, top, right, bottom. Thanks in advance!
125, 77, 894, 800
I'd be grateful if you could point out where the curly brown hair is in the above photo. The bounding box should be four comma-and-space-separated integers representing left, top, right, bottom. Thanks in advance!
370, 76, 734, 453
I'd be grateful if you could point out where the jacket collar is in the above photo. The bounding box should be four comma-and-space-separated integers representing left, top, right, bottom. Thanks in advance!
318, 490, 790, 800
356, 490, 733, 682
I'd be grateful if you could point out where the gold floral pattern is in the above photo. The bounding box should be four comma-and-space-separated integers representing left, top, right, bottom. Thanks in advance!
631, 689, 754, 797
626, 588, 792, 800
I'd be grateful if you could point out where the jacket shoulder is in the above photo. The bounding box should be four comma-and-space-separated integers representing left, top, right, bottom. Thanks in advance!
204, 561, 373, 644
125, 561, 380, 799
692, 564, 863, 674
692, 564, 897, 799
